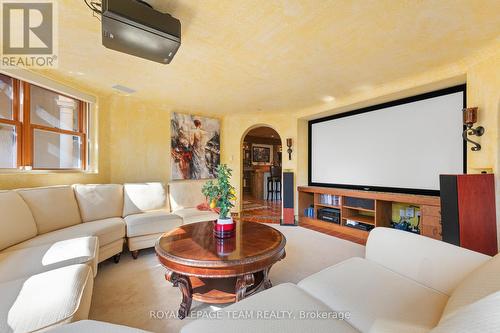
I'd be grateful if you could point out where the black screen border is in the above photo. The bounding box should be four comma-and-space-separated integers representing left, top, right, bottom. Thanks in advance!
308, 84, 467, 196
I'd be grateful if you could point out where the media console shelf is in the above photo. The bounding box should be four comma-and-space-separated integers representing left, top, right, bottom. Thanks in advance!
298, 186, 441, 243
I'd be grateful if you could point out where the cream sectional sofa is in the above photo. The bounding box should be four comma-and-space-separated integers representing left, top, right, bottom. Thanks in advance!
182, 227, 500, 333
47, 320, 151, 332
125, 181, 218, 258
3, 181, 217, 261
7, 185, 126, 263
122, 182, 182, 259
0, 180, 217, 332
168, 180, 220, 224
0, 190, 98, 332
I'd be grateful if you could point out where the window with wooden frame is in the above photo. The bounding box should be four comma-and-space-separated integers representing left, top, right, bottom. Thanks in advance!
0, 73, 89, 171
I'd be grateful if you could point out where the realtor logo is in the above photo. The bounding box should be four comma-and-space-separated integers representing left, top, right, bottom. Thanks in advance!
1, 0, 58, 67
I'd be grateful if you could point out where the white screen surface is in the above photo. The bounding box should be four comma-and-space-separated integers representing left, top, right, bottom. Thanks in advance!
310, 90, 464, 192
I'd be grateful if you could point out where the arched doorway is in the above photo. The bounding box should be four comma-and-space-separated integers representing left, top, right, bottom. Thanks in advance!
240, 126, 282, 223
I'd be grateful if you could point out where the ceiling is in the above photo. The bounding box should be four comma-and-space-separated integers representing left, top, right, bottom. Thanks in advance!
41, 0, 500, 115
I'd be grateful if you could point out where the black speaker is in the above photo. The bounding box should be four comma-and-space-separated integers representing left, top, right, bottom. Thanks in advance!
344, 197, 375, 210
281, 172, 296, 225
439, 175, 460, 246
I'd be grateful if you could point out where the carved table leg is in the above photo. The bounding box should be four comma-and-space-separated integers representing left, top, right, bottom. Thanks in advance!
263, 250, 285, 289
235, 273, 255, 302
263, 266, 273, 289
165, 270, 193, 319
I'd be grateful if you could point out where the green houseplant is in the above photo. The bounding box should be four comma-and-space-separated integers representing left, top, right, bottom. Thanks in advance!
202, 164, 236, 223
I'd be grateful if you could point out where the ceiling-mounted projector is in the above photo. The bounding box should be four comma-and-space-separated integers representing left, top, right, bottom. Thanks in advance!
101, 0, 181, 64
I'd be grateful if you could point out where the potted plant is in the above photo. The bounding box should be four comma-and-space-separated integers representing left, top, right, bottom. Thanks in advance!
202, 164, 236, 237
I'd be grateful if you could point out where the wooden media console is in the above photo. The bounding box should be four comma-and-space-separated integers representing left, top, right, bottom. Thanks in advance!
298, 186, 442, 243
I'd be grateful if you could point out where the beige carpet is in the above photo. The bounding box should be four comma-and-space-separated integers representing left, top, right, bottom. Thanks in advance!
89, 225, 365, 332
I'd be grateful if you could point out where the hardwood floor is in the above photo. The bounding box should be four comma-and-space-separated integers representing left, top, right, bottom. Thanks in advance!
240, 195, 281, 224
240, 195, 366, 245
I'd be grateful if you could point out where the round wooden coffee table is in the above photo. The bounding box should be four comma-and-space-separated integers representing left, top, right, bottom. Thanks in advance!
155, 221, 286, 319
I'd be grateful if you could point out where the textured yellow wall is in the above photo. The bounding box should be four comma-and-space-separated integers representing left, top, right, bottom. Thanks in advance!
466, 53, 500, 239
0, 165, 108, 189
104, 95, 172, 184
467, 54, 499, 173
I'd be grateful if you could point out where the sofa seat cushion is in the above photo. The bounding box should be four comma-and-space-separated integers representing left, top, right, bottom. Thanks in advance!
48, 320, 152, 332
124, 210, 183, 237
0, 236, 98, 283
173, 208, 218, 224
123, 183, 167, 217
298, 257, 448, 332
0, 264, 93, 333
98, 240, 125, 263
16, 186, 82, 234
6, 218, 125, 251
440, 253, 500, 321
127, 233, 165, 252
181, 283, 359, 333
0, 190, 38, 251
74, 184, 124, 222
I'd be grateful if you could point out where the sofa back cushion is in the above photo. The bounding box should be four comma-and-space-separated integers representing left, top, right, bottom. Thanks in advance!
123, 183, 167, 217
431, 291, 500, 333
440, 253, 500, 321
74, 184, 124, 222
365, 227, 490, 295
168, 180, 207, 212
0, 191, 37, 251
16, 186, 82, 234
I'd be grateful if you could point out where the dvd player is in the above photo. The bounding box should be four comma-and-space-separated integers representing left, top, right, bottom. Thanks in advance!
317, 208, 341, 224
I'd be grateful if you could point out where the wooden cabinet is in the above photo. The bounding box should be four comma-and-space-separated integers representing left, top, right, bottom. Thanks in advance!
420, 205, 442, 240
421, 222, 442, 240
298, 186, 442, 244
299, 179, 498, 254
421, 205, 441, 217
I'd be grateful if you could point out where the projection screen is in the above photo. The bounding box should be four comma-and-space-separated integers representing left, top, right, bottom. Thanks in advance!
309, 85, 466, 195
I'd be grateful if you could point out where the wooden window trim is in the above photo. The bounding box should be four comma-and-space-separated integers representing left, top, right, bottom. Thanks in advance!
27, 83, 87, 171
80, 101, 87, 170
0, 118, 18, 126
31, 124, 84, 137
0, 119, 21, 168
0, 76, 89, 171
22, 82, 32, 167
13, 79, 22, 167
0, 78, 22, 168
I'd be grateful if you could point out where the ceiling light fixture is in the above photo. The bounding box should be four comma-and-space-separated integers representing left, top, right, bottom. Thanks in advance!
286, 138, 293, 160
463, 107, 485, 151
112, 84, 136, 95
322, 95, 336, 103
